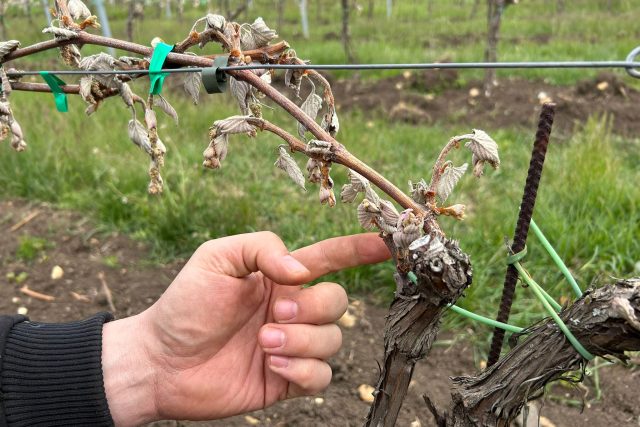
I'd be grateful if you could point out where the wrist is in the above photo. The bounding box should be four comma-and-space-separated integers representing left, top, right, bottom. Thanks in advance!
102, 314, 159, 427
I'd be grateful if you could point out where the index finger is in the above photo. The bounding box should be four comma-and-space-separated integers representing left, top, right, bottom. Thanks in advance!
291, 233, 391, 281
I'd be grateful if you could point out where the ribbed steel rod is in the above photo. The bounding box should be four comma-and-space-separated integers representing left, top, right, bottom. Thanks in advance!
486, 103, 556, 367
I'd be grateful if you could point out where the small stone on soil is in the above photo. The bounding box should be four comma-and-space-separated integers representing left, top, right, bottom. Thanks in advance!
338, 310, 357, 328
357, 384, 375, 403
244, 415, 260, 425
17, 306, 28, 315
51, 265, 64, 280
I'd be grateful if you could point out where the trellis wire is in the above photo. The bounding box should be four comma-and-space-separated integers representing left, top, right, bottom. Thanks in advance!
6, 60, 640, 78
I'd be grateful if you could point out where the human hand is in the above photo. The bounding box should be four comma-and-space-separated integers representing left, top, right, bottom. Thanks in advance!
101, 232, 390, 426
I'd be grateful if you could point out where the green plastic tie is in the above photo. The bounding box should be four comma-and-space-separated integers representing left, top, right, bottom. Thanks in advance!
530, 218, 582, 298
149, 42, 173, 95
407, 272, 524, 334
447, 304, 524, 333
515, 261, 595, 360
513, 261, 562, 312
506, 245, 528, 265
39, 71, 68, 112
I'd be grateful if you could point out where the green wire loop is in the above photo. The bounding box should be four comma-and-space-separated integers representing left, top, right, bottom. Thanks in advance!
530, 218, 583, 298
149, 42, 173, 95
506, 245, 528, 265
513, 260, 594, 360
39, 71, 68, 112
512, 262, 563, 312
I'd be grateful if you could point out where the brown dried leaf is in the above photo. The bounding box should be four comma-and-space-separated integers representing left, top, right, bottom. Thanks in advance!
357, 199, 381, 230
213, 115, 256, 136
79, 76, 95, 104
409, 179, 428, 204
42, 27, 79, 40
183, 71, 201, 105
0, 40, 20, 62
128, 119, 152, 154
205, 14, 226, 31
298, 92, 323, 139
284, 68, 303, 97
67, 0, 92, 20
464, 129, 500, 177
229, 77, 251, 115
321, 108, 340, 137
274, 146, 306, 190
118, 82, 134, 107
154, 95, 179, 124
240, 17, 277, 50
340, 184, 359, 203
436, 162, 468, 202
306, 158, 322, 184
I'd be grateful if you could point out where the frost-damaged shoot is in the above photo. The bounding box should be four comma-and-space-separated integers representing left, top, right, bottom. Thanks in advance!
3, 2, 639, 427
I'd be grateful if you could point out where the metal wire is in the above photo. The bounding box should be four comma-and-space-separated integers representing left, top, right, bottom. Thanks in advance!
5, 60, 640, 78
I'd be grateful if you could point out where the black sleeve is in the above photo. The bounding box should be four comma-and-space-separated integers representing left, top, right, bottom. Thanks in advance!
0, 312, 115, 427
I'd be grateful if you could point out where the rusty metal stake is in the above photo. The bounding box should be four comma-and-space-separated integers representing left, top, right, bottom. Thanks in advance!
487, 103, 556, 367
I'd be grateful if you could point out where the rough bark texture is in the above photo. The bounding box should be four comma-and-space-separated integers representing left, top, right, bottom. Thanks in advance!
426, 278, 640, 427
365, 235, 473, 427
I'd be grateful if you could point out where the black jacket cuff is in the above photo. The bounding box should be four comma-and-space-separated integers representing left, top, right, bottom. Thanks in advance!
0, 312, 115, 427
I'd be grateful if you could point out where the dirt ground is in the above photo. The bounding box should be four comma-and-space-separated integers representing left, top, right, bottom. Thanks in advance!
0, 199, 638, 427
298, 70, 640, 138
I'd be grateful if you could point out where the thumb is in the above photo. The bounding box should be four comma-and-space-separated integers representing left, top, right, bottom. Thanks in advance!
193, 231, 310, 286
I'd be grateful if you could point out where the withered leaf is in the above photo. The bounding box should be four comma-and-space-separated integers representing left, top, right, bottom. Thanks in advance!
348, 169, 369, 192
464, 129, 500, 177
67, 0, 92, 20
42, 27, 79, 40
205, 14, 226, 31
379, 199, 400, 228
298, 92, 323, 139
118, 82, 134, 107
409, 179, 428, 204
340, 184, 359, 203
240, 17, 278, 50
0, 40, 20, 62
127, 119, 152, 154
357, 199, 381, 230
79, 77, 94, 104
274, 146, 306, 190
284, 68, 303, 97
321, 108, 340, 137
230, 77, 251, 115
154, 95, 179, 124
436, 162, 468, 202
183, 71, 201, 105
213, 115, 256, 136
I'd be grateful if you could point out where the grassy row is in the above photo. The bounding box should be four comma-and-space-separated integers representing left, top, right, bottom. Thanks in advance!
3, 0, 639, 86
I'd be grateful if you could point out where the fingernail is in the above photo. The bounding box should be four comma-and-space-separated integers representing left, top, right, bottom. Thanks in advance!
282, 255, 308, 275
270, 355, 289, 368
260, 327, 285, 348
275, 299, 298, 321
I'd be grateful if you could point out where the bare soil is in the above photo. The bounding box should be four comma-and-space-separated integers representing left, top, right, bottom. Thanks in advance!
0, 199, 638, 427
310, 71, 640, 138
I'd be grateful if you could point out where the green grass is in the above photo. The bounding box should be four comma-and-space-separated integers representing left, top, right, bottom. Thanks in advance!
15, 234, 51, 262
0, 1, 639, 334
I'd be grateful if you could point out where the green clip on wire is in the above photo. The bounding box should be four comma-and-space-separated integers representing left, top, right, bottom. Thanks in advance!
39, 72, 68, 112
149, 42, 174, 95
